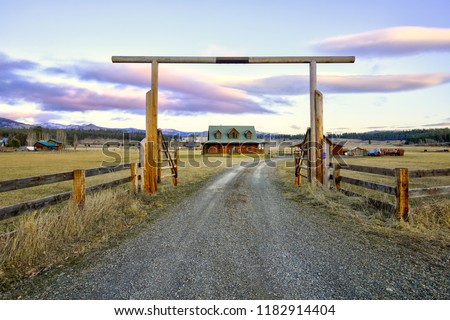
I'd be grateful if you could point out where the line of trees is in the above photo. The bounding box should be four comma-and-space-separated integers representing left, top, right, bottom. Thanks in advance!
328, 128, 450, 144
0, 127, 146, 147
1, 127, 448, 147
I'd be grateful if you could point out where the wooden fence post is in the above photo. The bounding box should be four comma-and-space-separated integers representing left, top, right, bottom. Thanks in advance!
323, 140, 330, 190
130, 163, 138, 194
73, 169, 85, 208
157, 132, 162, 183
173, 148, 178, 187
396, 168, 409, 219
333, 163, 341, 190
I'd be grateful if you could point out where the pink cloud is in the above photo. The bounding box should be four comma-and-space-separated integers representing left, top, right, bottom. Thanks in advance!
1, 52, 272, 116
313, 26, 450, 57
70, 62, 272, 114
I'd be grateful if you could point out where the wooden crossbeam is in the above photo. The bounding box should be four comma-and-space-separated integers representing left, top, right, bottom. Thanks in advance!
112, 56, 355, 64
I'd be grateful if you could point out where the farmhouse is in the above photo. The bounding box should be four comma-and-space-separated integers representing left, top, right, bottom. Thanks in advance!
202, 125, 265, 155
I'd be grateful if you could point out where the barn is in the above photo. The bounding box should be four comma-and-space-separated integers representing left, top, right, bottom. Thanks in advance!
346, 147, 368, 157
34, 140, 59, 151
202, 125, 265, 155
48, 138, 64, 150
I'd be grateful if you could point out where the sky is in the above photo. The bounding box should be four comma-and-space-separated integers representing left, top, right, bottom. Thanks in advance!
1, 0, 450, 134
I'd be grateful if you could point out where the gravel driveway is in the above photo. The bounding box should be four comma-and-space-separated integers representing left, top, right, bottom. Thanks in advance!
14, 160, 450, 299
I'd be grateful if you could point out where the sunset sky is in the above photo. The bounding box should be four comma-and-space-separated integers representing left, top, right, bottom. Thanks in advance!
1, 0, 449, 134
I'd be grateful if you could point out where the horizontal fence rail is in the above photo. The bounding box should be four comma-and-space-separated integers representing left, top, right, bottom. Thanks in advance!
332, 164, 450, 219
0, 171, 74, 193
0, 164, 138, 220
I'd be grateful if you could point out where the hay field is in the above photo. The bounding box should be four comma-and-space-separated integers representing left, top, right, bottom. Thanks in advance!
0, 149, 233, 285
336, 146, 450, 201
0, 148, 140, 208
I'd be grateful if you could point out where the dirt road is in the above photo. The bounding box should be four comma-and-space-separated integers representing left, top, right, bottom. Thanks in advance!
18, 160, 450, 299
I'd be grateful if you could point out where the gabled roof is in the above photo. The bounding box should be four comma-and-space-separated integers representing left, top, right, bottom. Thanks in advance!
35, 140, 58, 148
48, 138, 63, 144
207, 125, 261, 144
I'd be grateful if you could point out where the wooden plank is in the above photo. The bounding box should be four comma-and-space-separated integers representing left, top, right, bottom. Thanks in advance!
409, 168, 450, 178
0, 171, 73, 193
395, 168, 409, 219
85, 177, 130, 194
340, 164, 396, 177
112, 56, 356, 64
85, 164, 128, 177
340, 176, 396, 195
410, 185, 450, 198
0, 191, 72, 220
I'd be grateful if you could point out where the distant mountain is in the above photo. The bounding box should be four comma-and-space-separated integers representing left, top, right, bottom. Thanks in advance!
161, 128, 208, 138
0, 117, 32, 129
0, 117, 208, 136
0, 117, 142, 132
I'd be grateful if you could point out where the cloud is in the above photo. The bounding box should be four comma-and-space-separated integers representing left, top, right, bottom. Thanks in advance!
313, 26, 450, 57
68, 61, 273, 114
0, 52, 272, 116
0, 52, 38, 75
422, 122, 450, 127
231, 73, 450, 95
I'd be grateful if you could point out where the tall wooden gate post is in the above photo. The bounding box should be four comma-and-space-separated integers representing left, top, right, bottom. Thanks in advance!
396, 168, 409, 219
308, 61, 317, 183
143, 61, 159, 194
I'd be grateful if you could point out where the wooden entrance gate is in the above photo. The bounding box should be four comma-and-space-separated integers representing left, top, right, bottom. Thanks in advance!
112, 55, 355, 193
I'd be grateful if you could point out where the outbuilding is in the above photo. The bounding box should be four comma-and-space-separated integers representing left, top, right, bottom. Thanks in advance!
34, 140, 58, 151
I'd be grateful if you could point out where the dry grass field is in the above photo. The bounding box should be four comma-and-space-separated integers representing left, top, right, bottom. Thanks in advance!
279, 145, 450, 238
0, 149, 237, 288
0, 148, 140, 208
336, 145, 450, 202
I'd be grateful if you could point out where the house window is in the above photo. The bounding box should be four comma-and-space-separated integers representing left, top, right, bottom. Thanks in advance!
215, 131, 222, 139
245, 131, 252, 139
228, 128, 239, 139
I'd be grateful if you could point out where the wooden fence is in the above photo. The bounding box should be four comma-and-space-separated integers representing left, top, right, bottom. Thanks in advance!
0, 163, 139, 220
332, 164, 450, 219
